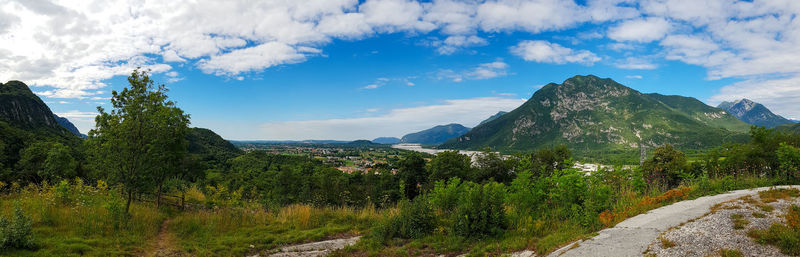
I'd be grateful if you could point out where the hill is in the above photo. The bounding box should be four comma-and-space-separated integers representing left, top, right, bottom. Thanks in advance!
717, 99, 794, 128
187, 127, 243, 165
479, 111, 508, 126
440, 75, 750, 160
372, 137, 401, 144
775, 123, 800, 134
400, 123, 470, 145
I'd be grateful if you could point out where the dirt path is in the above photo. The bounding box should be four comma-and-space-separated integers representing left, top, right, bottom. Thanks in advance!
543, 185, 799, 257
144, 218, 187, 257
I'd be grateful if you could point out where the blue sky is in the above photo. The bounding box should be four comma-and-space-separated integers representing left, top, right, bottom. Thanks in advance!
1, 0, 799, 140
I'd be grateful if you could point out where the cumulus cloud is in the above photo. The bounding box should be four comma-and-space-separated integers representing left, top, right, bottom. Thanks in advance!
510, 40, 600, 65
250, 97, 526, 140
437, 60, 510, 82
607, 17, 671, 42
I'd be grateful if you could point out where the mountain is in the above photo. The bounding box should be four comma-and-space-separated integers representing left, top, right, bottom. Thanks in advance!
0, 81, 65, 131
479, 111, 508, 126
400, 124, 470, 145
187, 127, 243, 165
440, 75, 750, 159
717, 99, 794, 128
53, 114, 87, 138
0, 81, 82, 169
372, 137, 401, 144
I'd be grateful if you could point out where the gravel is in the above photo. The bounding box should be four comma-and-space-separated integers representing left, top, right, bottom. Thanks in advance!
645, 193, 800, 257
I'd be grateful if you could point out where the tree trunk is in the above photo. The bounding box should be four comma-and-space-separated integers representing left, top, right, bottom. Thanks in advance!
156, 183, 163, 208
126, 189, 133, 214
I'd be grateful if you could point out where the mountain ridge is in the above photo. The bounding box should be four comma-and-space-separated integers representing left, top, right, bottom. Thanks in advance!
440, 75, 750, 160
717, 99, 794, 128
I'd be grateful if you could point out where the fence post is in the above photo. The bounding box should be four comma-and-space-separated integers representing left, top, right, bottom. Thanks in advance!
181, 192, 186, 210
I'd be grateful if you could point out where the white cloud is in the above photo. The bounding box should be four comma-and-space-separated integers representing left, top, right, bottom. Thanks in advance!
437, 60, 510, 82
615, 57, 657, 70
607, 17, 671, 42
510, 40, 600, 65
250, 97, 525, 140
475, 0, 636, 33
54, 110, 99, 134
363, 84, 380, 89
467, 60, 509, 79
625, 75, 643, 79
435, 35, 488, 55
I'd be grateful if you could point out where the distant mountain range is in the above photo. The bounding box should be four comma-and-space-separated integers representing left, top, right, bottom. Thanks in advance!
53, 114, 87, 138
440, 75, 750, 157
372, 137, 401, 144
717, 99, 794, 128
400, 123, 470, 145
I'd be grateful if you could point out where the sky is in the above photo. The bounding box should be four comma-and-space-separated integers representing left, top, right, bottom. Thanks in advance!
1, 0, 799, 140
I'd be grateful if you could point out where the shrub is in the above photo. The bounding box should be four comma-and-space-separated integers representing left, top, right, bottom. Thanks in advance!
0, 205, 35, 249
374, 198, 435, 242
428, 178, 464, 213
451, 181, 507, 238
55, 179, 71, 205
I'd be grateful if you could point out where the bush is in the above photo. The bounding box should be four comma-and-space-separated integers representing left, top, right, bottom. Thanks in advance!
374, 198, 435, 242
451, 181, 507, 238
0, 205, 35, 250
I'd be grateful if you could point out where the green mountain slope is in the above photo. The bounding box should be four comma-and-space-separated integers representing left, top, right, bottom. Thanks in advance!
400, 123, 470, 145
775, 123, 800, 134
440, 75, 750, 159
0, 81, 82, 171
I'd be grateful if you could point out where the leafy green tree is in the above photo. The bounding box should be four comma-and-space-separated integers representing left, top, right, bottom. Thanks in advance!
777, 143, 800, 182
41, 143, 77, 182
397, 152, 427, 200
427, 150, 472, 183
472, 148, 515, 183
15, 142, 49, 182
642, 144, 689, 189
516, 145, 573, 177
88, 69, 189, 213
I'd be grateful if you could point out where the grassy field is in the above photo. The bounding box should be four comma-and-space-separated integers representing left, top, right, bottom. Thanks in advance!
0, 175, 787, 257
0, 180, 164, 257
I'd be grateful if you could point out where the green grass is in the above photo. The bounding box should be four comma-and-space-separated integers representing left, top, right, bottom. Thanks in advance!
0, 180, 164, 257
748, 205, 800, 256
730, 214, 750, 230
719, 248, 743, 257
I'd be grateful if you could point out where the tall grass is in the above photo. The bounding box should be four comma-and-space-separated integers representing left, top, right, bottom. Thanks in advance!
0, 179, 164, 257
168, 202, 384, 257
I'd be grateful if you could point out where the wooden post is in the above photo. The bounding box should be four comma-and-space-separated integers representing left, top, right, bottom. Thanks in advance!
181, 192, 185, 210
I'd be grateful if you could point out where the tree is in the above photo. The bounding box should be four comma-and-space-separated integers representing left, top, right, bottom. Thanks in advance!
428, 150, 472, 183
777, 143, 800, 182
88, 69, 189, 213
472, 148, 514, 183
642, 144, 688, 189
41, 143, 77, 182
397, 152, 427, 200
